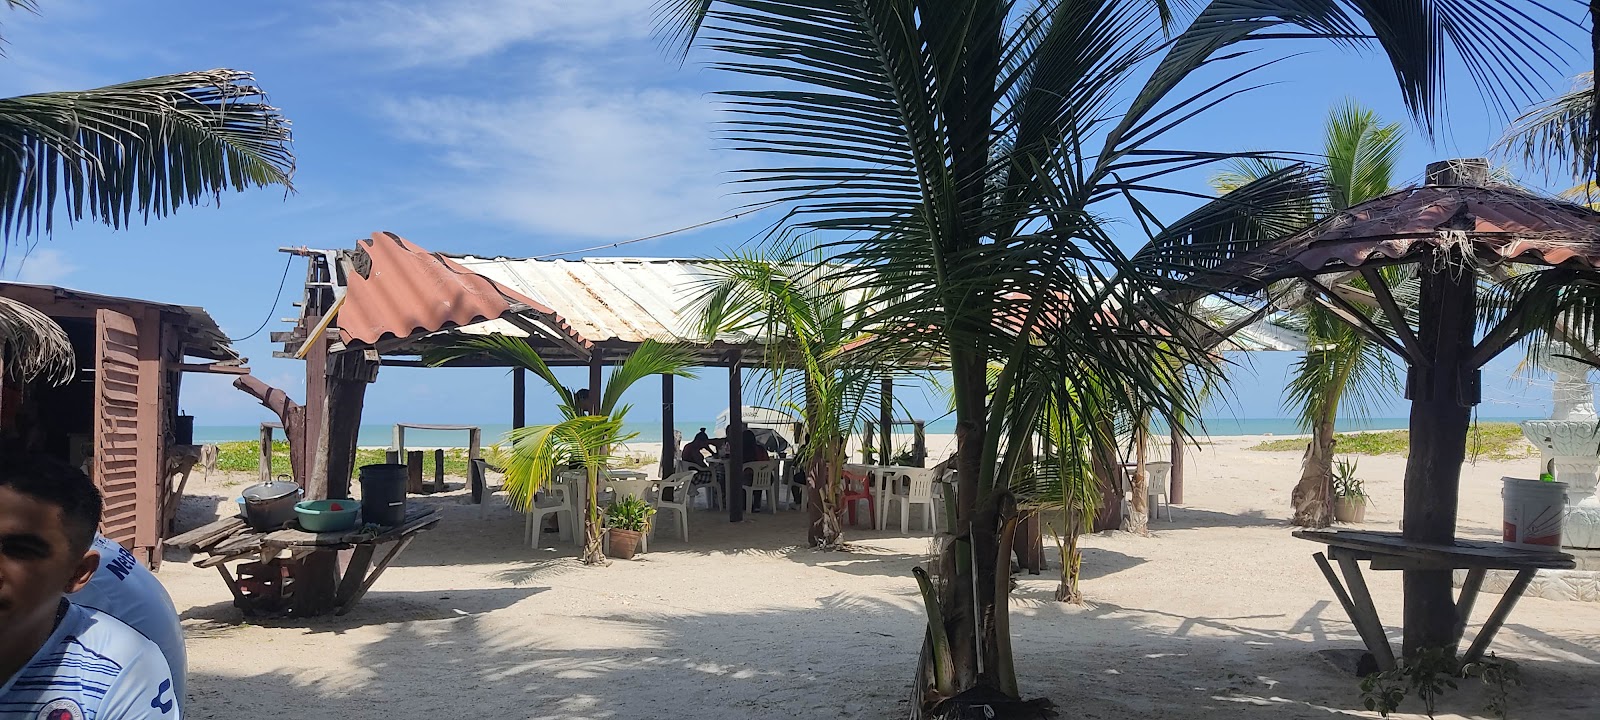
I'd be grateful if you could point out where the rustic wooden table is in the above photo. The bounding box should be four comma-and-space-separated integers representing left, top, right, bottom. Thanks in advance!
168, 507, 440, 617
1294, 529, 1575, 670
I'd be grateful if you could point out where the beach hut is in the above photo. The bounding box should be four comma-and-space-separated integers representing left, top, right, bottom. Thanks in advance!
0, 282, 241, 568
1156, 158, 1594, 664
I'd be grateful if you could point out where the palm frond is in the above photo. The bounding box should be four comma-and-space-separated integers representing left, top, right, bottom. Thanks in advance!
598, 340, 697, 416
424, 334, 577, 413
1496, 73, 1595, 183
1324, 98, 1403, 210
0, 294, 72, 385
0, 69, 295, 242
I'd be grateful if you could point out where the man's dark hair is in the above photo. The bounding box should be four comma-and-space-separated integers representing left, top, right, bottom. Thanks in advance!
0, 454, 102, 556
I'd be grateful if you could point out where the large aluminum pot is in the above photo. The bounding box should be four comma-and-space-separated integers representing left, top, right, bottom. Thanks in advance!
241, 479, 303, 530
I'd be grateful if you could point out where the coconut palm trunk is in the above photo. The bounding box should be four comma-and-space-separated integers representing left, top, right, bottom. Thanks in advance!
658, 1, 1569, 714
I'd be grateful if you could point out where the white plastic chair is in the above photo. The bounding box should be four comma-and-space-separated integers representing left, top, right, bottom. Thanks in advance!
744, 460, 780, 515
887, 468, 939, 533
1145, 461, 1173, 521
781, 459, 809, 512
525, 475, 577, 548
652, 470, 695, 542
679, 458, 720, 510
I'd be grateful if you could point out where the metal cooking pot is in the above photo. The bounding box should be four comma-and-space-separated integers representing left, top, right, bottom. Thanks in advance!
241, 479, 303, 530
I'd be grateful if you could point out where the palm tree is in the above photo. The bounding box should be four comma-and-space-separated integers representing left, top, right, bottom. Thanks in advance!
427, 336, 696, 564
1209, 101, 1405, 527
0, 2, 294, 371
658, 2, 1570, 714
0, 3, 293, 242
694, 253, 880, 548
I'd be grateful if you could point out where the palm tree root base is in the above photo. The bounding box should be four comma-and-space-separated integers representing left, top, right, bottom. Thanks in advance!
926, 689, 1057, 720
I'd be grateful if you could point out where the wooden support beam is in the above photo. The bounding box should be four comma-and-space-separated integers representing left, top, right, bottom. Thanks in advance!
1452, 568, 1486, 652
1360, 268, 1428, 367
234, 375, 306, 487
879, 377, 893, 465
1461, 569, 1537, 663
512, 367, 526, 429
1304, 277, 1414, 362
178, 363, 251, 375
728, 350, 745, 523
661, 374, 675, 480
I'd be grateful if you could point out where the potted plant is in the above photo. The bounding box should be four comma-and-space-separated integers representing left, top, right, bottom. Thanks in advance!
1332, 457, 1368, 523
604, 495, 655, 560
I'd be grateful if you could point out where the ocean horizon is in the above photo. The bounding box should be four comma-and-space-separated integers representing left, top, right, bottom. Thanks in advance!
193, 416, 1537, 449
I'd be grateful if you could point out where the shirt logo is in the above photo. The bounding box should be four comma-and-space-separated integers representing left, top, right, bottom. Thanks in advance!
37, 698, 83, 720
151, 679, 175, 714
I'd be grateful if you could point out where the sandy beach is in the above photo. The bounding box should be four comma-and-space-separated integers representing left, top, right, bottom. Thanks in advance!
158, 434, 1600, 719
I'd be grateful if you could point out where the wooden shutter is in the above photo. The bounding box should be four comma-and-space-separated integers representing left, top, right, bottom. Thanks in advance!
94, 309, 146, 552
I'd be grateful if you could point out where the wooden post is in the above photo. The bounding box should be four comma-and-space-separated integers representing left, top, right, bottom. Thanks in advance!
304, 327, 331, 500
512, 367, 526, 429
913, 421, 927, 467
324, 352, 376, 500
862, 423, 876, 463
258, 424, 273, 484
1400, 158, 1485, 657
407, 451, 425, 494
433, 449, 446, 493
588, 349, 604, 414
661, 374, 675, 479
1169, 425, 1185, 505
728, 350, 745, 523
879, 377, 893, 464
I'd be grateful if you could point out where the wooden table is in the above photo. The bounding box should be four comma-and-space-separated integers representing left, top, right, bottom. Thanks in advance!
168, 507, 440, 617
1295, 530, 1575, 670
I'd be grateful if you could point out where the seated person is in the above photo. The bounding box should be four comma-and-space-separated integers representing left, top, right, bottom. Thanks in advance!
74, 534, 188, 705
679, 430, 714, 467
719, 430, 774, 511
0, 455, 182, 719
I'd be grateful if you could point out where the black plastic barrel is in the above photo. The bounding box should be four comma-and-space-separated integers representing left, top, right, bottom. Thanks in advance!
358, 464, 408, 526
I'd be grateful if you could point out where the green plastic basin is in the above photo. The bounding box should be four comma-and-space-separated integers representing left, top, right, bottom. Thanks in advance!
294, 499, 362, 532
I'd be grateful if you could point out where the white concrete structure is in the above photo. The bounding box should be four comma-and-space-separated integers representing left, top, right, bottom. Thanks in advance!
1520, 341, 1600, 549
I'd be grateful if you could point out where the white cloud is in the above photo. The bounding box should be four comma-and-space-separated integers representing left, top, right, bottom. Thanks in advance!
319, 0, 654, 67
7, 248, 79, 285
382, 83, 734, 240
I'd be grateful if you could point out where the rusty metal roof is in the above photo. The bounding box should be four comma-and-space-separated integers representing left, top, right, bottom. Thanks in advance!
337, 232, 590, 354
1177, 185, 1600, 294
0, 282, 237, 362
449, 255, 801, 349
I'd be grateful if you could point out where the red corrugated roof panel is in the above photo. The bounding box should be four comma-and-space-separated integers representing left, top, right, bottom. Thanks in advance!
338, 232, 589, 351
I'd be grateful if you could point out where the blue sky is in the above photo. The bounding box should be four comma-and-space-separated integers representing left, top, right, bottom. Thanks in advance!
0, 1, 1586, 430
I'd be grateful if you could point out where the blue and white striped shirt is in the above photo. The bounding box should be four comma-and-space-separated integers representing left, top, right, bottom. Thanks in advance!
73, 535, 186, 703
0, 601, 180, 720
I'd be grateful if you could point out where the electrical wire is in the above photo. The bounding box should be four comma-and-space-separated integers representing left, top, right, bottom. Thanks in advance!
524, 205, 774, 260
229, 255, 294, 342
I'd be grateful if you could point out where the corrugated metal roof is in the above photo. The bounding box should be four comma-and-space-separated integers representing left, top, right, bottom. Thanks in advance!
1178, 185, 1600, 294
337, 232, 590, 354
0, 282, 237, 362
449, 256, 771, 346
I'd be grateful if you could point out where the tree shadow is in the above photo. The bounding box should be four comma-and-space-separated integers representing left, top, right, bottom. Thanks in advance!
1150, 506, 1285, 531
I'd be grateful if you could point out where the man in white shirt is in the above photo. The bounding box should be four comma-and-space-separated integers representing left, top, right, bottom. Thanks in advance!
74, 534, 187, 703
0, 455, 181, 720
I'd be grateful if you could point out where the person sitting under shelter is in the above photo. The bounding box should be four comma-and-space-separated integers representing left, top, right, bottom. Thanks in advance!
0, 455, 182, 719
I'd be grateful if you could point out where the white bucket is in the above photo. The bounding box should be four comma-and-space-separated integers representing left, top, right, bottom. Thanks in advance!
1502, 477, 1567, 552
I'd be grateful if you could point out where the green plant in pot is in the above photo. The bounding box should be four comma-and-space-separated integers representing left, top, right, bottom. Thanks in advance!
1333, 457, 1368, 523
604, 495, 655, 560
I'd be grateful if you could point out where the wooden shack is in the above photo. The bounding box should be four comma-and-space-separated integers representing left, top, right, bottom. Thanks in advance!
0, 282, 242, 568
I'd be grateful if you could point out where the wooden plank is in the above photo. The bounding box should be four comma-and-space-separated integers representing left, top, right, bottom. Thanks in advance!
1303, 277, 1413, 361
1462, 569, 1537, 663
1293, 530, 1575, 570
178, 362, 251, 375
1453, 568, 1487, 652
333, 544, 377, 606
166, 516, 246, 551
1335, 550, 1397, 670
335, 535, 417, 616
196, 553, 240, 569
407, 451, 425, 494
1314, 552, 1395, 671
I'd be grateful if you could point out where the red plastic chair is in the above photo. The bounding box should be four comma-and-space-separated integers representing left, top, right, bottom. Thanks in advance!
839, 469, 876, 529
